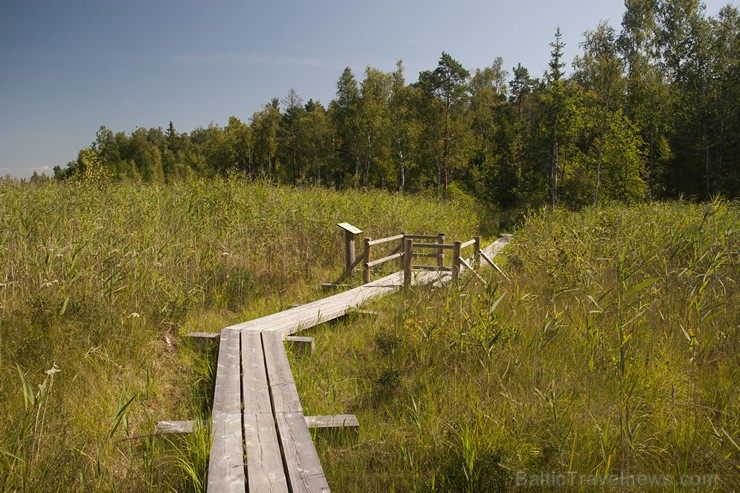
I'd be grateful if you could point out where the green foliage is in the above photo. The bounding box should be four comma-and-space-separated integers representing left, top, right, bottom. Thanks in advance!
51, 2, 738, 206
293, 199, 739, 492
0, 178, 480, 491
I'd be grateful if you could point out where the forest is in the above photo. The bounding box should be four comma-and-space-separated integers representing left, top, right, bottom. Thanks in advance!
51, 0, 738, 208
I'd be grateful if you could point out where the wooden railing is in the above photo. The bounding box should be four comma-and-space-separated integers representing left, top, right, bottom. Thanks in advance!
336, 225, 488, 287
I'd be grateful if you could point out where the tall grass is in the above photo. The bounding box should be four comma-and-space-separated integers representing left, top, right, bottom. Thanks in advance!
0, 176, 480, 492
292, 199, 738, 492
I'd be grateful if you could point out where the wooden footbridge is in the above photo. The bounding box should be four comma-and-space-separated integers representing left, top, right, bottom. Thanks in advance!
161, 230, 511, 492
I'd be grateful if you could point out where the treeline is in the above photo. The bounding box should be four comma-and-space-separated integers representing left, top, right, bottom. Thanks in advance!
54, 1, 739, 207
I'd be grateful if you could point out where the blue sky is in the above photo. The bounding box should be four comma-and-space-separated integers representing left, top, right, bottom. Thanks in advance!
0, 0, 733, 178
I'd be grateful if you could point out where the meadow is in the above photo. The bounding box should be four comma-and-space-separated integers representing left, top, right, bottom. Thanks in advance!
0, 176, 478, 491
292, 200, 738, 492
1, 177, 737, 492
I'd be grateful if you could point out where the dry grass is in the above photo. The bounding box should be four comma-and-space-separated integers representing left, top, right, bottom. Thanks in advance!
0, 175, 479, 492
292, 200, 739, 492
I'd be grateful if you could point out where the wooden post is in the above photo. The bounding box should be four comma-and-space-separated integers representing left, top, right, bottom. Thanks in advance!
337, 223, 362, 277
403, 238, 413, 287
399, 232, 406, 270
452, 240, 462, 282
473, 236, 481, 269
344, 229, 355, 273
437, 233, 445, 270
363, 238, 371, 284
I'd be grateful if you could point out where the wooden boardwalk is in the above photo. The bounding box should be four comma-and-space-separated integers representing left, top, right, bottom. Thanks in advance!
206, 236, 511, 492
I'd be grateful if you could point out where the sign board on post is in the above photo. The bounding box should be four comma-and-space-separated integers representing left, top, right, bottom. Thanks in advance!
337, 222, 362, 235
337, 223, 362, 273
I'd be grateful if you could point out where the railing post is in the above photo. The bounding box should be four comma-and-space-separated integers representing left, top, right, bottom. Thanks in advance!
399, 232, 406, 270
403, 238, 413, 287
363, 238, 371, 284
452, 240, 462, 282
437, 233, 445, 270
473, 236, 481, 269
345, 229, 356, 274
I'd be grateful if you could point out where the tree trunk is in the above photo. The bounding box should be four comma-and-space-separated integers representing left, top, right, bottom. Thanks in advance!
397, 142, 405, 193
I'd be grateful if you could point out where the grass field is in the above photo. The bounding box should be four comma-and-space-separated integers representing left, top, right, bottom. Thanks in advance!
292, 200, 739, 492
1, 177, 737, 492
0, 176, 479, 492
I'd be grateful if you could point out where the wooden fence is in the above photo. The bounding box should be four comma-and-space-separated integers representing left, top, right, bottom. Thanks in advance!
336, 225, 500, 287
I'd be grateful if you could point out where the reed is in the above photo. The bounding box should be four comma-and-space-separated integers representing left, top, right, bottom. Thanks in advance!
0, 175, 479, 491
292, 199, 738, 492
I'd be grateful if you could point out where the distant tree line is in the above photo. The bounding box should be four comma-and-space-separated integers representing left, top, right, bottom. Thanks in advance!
55, 0, 738, 207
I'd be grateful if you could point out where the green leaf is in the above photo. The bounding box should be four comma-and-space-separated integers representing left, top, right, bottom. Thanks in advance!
109, 392, 138, 439
16, 364, 37, 410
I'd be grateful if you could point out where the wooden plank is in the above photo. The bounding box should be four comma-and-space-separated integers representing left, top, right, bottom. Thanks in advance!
460, 238, 476, 249
367, 233, 404, 246
321, 283, 351, 291
241, 331, 272, 415
411, 252, 443, 258
286, 336, 315, 355
208, 413, 246, 493
459, 258, 488, 286
305, 414, 359, 429
352, 309, 379, 316
187, 331, 221, 339
413, 242, 454, 249
337, 222, 362, 235
156, 420, 196, 434
225, 271, 406, 335
366, 251, 403, 268
212, 330, 242, 415
479, 250, 510, 280
208, 329, 246, 492
262, 332, 303, 413
404, 234, 444, 240
275, 412, 331, 493
243, 413, 289, 492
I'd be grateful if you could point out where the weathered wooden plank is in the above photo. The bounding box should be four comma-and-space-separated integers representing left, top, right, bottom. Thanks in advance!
156, 420, 197, 434
187, 331, 221, 339
240, 331, 272, 415
460, 238, 476, 249
262, 332, 303, 413
367, 233, 405, 246
459, 257, 488, 285
212, 329, 242, 415
352, 309, 379, 316
208, 329, 246, 492
226, 271, 406, 332
413, 242, 454, 249
305, 414, 359, 429
365, 251, 403, 268
208, 412, 246, 493
286, 336, 315, 355
320, 283, 351, 291
156, 414, 362, 434
275, 412, 331, 493
243, 413, 289, 492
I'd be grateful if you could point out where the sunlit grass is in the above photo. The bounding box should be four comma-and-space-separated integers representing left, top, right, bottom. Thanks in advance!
293, 199, 739, 492
0, 176, 479, 492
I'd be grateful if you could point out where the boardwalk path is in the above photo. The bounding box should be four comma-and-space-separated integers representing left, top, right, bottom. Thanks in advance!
207, 235, 511, 492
